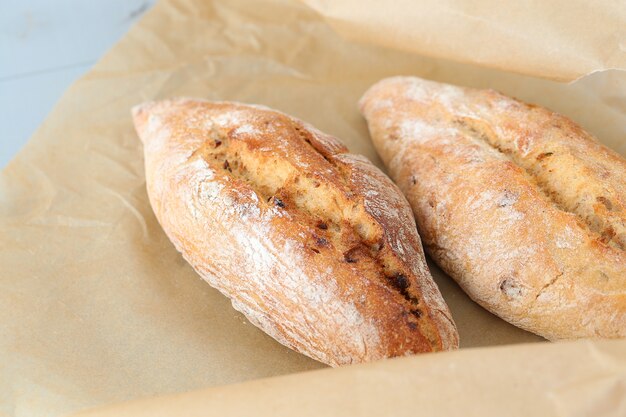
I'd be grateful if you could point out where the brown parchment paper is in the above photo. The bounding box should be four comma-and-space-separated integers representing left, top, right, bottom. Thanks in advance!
71, 340, 626, 417
303, 0, 626, 81
0, 0, 624, 416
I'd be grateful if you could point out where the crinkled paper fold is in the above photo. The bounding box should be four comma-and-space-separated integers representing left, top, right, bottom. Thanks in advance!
303, 0, 626, 81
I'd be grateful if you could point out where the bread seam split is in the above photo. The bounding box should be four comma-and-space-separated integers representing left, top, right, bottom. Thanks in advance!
453, 116, 623, 251
193, 111, 434, 337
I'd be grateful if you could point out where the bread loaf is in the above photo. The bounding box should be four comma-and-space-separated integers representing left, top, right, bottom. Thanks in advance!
132, 99, 458, 366
359, 76, 626, 340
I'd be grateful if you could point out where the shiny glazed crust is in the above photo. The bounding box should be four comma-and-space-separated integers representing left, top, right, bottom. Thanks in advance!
360, 76, 626, 340
132, 99, 458, 366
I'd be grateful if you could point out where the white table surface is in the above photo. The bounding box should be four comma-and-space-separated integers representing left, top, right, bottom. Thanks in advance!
0, 0, 156, 169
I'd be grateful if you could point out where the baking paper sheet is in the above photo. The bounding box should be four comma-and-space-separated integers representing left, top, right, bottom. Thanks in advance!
71, 340, 626, 417
303, 0, 626, 81
0, 0, 624, 416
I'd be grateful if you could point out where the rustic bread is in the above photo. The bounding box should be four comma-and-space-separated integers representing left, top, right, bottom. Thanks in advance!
359, 76, 626, 341
132, 99, 458, 366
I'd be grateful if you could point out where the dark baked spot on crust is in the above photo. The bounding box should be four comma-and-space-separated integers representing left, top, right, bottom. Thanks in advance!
391, 272, 409, 292
536, 152, 553, 161
588, 214, 603, 233
344, 252, 358, 263
273, 197, 285, 208
404, 308, 423, 330
499, 276, 523, 299
342, 244, 369, 264
596, 196, 613, 211
344, 255, 357, 263
317, 221, 328, 230
616, 233, 626, 250
387, 272, 420, 305
600, 226, 616, 244
315, 235, 329, 247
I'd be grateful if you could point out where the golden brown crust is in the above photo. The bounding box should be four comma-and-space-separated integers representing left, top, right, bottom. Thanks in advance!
360, 76, 626, 341
132, 98, 458, 366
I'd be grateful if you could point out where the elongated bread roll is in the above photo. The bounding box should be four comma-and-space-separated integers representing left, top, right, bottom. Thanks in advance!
132, 99, 458, 366
360, 76, 626, 340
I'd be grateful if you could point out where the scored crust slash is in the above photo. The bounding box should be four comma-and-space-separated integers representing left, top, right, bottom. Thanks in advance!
132, 99, 459, 367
